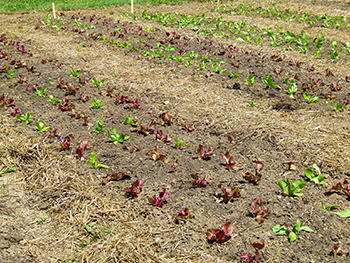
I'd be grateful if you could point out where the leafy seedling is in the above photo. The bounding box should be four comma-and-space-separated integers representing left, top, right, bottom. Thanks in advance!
206, 221, 235, 243
243, 160, 264, 184
107, 128, 130, 144
278, 178, 306, 196
126, 179, 144, 197
5, 68, 15, 78
69, 68, 80, 78
159, 112, 174, 125
35, 87, 48, 98
331, 101, 345, 111
333, 209, 350, 218
279, 161, 296, 176
16, 111, 31, 124
303, 92, 319, 103
58, 134, 74, 150
241, 241, 265, 263
92, 78, 105, 88
222, 152, 243, 170
147, 145, 166, 161
137, 120, 156, 135
123, 115, 138, 126
272, 219, 314, 242
229, 72, 240, 78
49, 95, 62, 104
174, 207, 192, 224
331, 243, 349, 258
156, 130, 172, 143
35, 121, 50, 131
287, 80, 298, 99
0, 166, 16, 176
249, 198, 270, 223
328, 179, 350, 197
195, 144, 214, 159
321, 201, 340, 211
75, 140, 90, 159
173, 136, 184, 150
217, 183, 241, 203
94, 119, 104, 133
148, 187, 169, 207
245, 74, 256, 84
304, 163, 327, 186
262, 74, 280, 89
91, 99, 102, 109
88, 152, 110, 169
102, 172, 131, 185
191, 173, 209, 187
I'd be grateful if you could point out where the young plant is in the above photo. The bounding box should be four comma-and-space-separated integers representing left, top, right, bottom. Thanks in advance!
88, 152, 110, 169
68, 68, 80, 78
217, 183, 241, 203
102, 172, 131, 185
147, 145, 166, 161
272, 219, 314, 242
94, 119, 104, 133
49, 95, 62, 104
107, 128, 130, 144
212, 60, 227, 74
5, 68, 15, 78
169, 159, 179, 172
180, 121, 194, 131
159, 112, 174, 125
195, 144, 214, 159
92, 77, 105, 88
173, 136, 184, 150
156, 130, 172, 143
327, 179, 350, 197
16, 111, 31, 124
75, 140, 90, 159
174, 207, 192, 224
303, 92, 319, 103
222, 152, 243, 170
286, 79, 298, 99
91, 99, 102, 109
331, 243, 349, 258
262, 74, 280, 89
331, 101, 345, 111
249, 198, 271, 223
278, 178, 306, 196
304, 163, 327, 186
241, 241, 265, 263
35, 120, 50, 132
243, 160, 264, 184
148, 187, 169, 207
191, 173, 209, 187
9, 108, 20, 116
206, 221, 235, 243
137, 120, 156, 135
35, 87, 48, 98
321, 201, 340, 211
229, 71, 240, 79
126, 179, 144, 197
123, 115, 138, 126
245, 73, 256, 84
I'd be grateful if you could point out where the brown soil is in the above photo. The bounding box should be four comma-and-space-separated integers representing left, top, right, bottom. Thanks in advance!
0, 0, 350, 262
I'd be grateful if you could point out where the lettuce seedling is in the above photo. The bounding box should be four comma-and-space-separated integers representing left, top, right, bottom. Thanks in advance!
91, 99, 102, 109
9, 108, 20, 116
173, 136, 184, 150
75, 140, 90, 159
222, 152, 243, 170
80, 93, 89, 102
304, 163, 327, 186
181, 120, 194, 131
169, 159, 178, 172
5, 68, 15, 78
49, 95, 62, 104
331, 243, 348, 258
331, 101, 345, 111
195, 144, 214, 159
58, 134, 74, 150
34, 87, 48, 98
279, 161, 296, 176
102, 172, 131, 185
35, 121, 50, 132
174, 207, 192, 224
92, 77, 105, 88
0, 94, 15, 106
88, 152, 110, 169
191, 173, 209, 187
137, 120, 156, 135
16, 111, 31, 124
229, 72, 240, 78
107, 128, 130, 144
278, 178, 306, 196
156, 130, 172, 143
272, 219, 314, 242
303, 92, 319, 103
159, 112, 174, 125
328, 179, 350, 197
147, 145, 165, 161
262, 74, 280, 89
206, 221, 235, 243
321, 201, 340, 211
241, 241, 265, 263
123, 115, 138, 126
250, 198, 271, 223
245, 74, 256, 84
44, 127, 59, 140
217, 183, 241, 203
94, 119, 104, 133
123, 145, 141, 153
126, 179, 144, 197
58, 98, 74, 111
243, 160, 264, 184
68, 68, 80, 78
287, 80, 298, 99
148, 187, 169, 207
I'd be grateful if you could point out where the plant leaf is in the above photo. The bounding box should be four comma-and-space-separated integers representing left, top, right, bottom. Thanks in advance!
288, 231, 297, 242
272, 224, 288, 235
293, 219, 301, 234
300, 226, 314, 232
333, 209, 350, 217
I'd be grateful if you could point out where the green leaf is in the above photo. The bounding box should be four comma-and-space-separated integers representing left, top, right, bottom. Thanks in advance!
0, 166, 16, 176
300, 226, 314, 232
321, 201, 340, 211
333, 209, 350, 217
291, 178, 306, 195
272, 224, 288, 235
293, 219, 301, 234
288, 231, 297, 242
304, 168, 314, 180
278, 179, 289, 195
107, 225, 116, 234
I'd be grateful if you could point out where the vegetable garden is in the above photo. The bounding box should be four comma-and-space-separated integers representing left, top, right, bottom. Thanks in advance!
0, 0, 350, 262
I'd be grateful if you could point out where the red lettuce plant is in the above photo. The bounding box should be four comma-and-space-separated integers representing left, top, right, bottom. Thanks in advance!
126, 179, 144, 197
241, 241, 265, 262
206, 221, 235, 243
328, 179, 350, 197
195, 144, 214, 160
156, 130, 172, 142
58, 134, 74, 150
80, 93, 89, 102
9, 108, 20, 116
115, 94, 140, 108
174, 207, 192, 224
159, 112, 174, 125
102, 172, 131, 185
169, 159, 178, 172
44, 127, 59, 140
0, 93, 15, 106
181, 120, 194, 131
217, 184, 241, 203
147, 145, 166, 161
243, 160, 264, 184
75, 140, 90, 159
329, 82, 342, 91
222, 152, 244, 170
191, 173, 209, 187
250, 198, 271, 224
279, 161, 296, 176
137, 120, 156, 135
148, 187, 169, 207
58, 98, 74, 111
331, 243, 348, 258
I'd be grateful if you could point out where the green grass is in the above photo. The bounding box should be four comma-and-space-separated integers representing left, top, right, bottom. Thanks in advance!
0, 0, 198, 13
